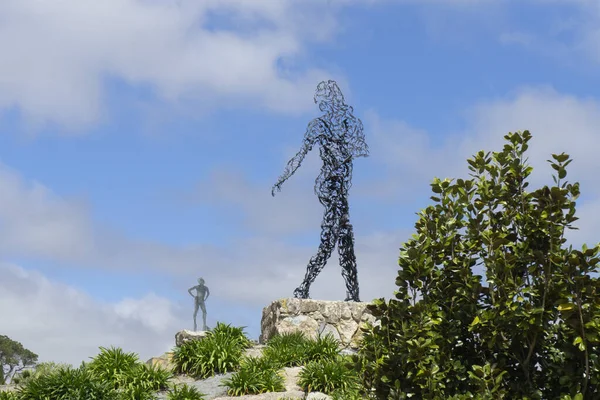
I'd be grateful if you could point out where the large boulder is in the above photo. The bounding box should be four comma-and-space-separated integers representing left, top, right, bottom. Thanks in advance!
259, 298, 377, 350
175, 329, 209, 347
146, 352, 175, 371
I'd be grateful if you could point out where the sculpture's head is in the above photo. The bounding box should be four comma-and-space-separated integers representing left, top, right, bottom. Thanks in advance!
314, 80, 346, 112
197, 278, 205, 285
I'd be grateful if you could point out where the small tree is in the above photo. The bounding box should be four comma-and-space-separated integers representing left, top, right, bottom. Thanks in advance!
0, 335, 38, 385
357, 131, 600, 399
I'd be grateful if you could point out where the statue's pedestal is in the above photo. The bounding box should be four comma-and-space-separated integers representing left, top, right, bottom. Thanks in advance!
259, 298, 376, 350
175, 329, 209, 347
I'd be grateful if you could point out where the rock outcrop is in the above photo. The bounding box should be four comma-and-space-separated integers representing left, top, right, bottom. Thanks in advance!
260, 298, 376, 350
175, 329, 209, 347
146, 351, 174, 370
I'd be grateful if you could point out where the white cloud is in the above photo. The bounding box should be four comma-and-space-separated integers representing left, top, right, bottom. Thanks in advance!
464, 86, 600, 196
0, 263, 183, 367
495, 1, 600, 68
365, 85, 600, 247
0, 164, 95, 261
0, 0, 355, 130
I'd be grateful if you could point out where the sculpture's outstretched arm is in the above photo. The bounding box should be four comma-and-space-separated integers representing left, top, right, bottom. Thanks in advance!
272, 121, 319, 196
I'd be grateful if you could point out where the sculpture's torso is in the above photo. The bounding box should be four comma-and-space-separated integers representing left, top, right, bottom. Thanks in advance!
314, 117, 355, 197
193, 285, 208, 302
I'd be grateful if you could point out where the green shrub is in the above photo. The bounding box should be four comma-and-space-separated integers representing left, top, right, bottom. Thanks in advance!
221, 356, 285, 396
210, 322, 252, 350
262, 331, 309, 367
116, 383, 158, 400
11, 361, 70, 386
297, 356, 360, 395
172, 322, 250, 379
83, 346, 167, 399
115, 363, 172, 393
16, 365, 117, 400
0, 391, 19, 400
302, 333, 340, 363
87, 346, 140, 389
166, 384, 205, 400
357, 131, 600, 398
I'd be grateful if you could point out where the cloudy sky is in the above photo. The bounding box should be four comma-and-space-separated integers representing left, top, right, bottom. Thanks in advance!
2, 0, 600, 368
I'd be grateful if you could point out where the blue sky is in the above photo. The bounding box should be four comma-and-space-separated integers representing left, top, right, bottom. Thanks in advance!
2, 0, 600, 367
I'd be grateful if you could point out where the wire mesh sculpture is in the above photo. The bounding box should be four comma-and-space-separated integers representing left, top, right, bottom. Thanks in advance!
271, 80, 369, 302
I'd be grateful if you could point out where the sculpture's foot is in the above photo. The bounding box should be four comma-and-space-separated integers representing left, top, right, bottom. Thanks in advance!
293, 287, 310, 299
345, 294, 360, 302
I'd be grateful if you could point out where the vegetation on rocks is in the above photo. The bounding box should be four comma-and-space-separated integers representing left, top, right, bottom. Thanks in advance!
353, 131, 600, 399
1, 322, 360, 399
4, 130, 598, 400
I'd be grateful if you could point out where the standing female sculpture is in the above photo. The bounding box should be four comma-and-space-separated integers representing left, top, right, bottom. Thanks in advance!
272, 80, 369, 302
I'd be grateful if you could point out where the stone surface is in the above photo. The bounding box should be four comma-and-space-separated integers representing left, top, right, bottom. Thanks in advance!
146, 351, 174, 371
283, 366, 303, 392
175, 329, 209, 347
154, 362, 332, 400
0, 384, 16, 393
260, 298, 376, 350
243, 344, 266, 359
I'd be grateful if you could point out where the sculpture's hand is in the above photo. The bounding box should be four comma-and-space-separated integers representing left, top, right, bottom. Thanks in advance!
271, 182, 282, 197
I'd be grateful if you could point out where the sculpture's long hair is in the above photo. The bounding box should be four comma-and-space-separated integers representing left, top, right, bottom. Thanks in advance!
314, 80, 367, 156
314, 80, 353, 116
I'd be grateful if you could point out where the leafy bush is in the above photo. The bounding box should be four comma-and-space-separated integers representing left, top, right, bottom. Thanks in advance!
302, 333, 340, 363
356, 131, 600, 398
166, 384, 205, 400
116, 383, 158, 400
262, 331, 309, 367
221, 356, 285, 396
297, 356, 360, 395
209, 322, 252, 350
84, 346, 169, 399
172, 322, 250, 379
0, 391, 18, 400
11, 362, 70, 386
115, 363, 171, 394
15, 365, 117, 400
87, 346, 141, 389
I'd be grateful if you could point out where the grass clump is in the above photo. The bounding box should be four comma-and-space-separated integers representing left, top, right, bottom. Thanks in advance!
9, 346, 171, 400
302, 333, 340, 363
221, 356, 285, 396
15, 365, 116, 400
172, 322, 252, 379
166, 383, 205, 400
0, 392, 18, 400
297, 356, 361, 396
262, 331, 308, 368
262, 331, 340, 368
87, 346, 171, 396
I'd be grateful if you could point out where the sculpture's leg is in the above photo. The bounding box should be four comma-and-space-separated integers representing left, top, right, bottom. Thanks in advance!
338, 200, 360, 302
294, 197, 337, 299
193, 302, 199, 331
200, 302, 207, 331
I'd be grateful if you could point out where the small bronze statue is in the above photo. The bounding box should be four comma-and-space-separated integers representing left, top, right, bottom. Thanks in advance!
272, 80, 369, 302
188, 278, 210, 331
